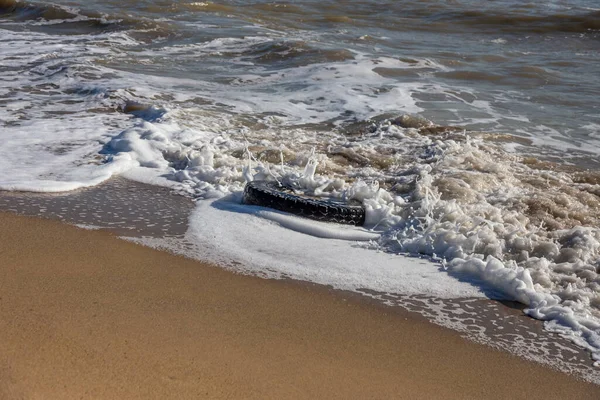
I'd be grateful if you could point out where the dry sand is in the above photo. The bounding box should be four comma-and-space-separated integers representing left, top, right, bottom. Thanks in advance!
1, 212, 599, 399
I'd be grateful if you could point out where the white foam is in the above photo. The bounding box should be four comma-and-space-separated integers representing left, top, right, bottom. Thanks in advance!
0, 29, 138, 192
0, 27, 425, 193
134, 197, 486, 300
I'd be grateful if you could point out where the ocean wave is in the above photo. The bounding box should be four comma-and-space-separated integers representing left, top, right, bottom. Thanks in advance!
79, 111, 600, 364
426, 9, 600, 34
154, 37, 356, 68
164, 1, 600, 35
0, 0, 171, 37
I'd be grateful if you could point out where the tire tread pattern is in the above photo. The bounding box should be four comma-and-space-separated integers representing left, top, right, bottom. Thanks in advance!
243, 181, 365, 226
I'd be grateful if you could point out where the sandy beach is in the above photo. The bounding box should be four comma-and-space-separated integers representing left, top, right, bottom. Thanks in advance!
0, 211, 598, 399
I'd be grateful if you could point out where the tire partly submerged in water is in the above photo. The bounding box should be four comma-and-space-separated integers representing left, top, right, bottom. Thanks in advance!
243, 180, 366, 226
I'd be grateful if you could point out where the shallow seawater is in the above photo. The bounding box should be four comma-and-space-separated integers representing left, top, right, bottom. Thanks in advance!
0, 177, 194, 237
2, 0, 600, 380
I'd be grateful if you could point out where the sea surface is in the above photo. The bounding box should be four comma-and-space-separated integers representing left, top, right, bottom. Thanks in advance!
2, 0, 600, 381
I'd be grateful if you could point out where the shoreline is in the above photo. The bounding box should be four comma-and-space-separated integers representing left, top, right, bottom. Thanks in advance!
1, 211, 599, 399
2, 177, 600, 384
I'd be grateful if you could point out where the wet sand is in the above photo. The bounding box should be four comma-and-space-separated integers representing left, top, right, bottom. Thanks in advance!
1, 212, 599, 399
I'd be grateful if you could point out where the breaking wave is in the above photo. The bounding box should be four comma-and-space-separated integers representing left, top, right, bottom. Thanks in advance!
0, 0, 171, 37
88, 110, 600, 365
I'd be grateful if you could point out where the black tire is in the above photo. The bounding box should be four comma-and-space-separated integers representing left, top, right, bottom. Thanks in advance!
243, 181, 366, 226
